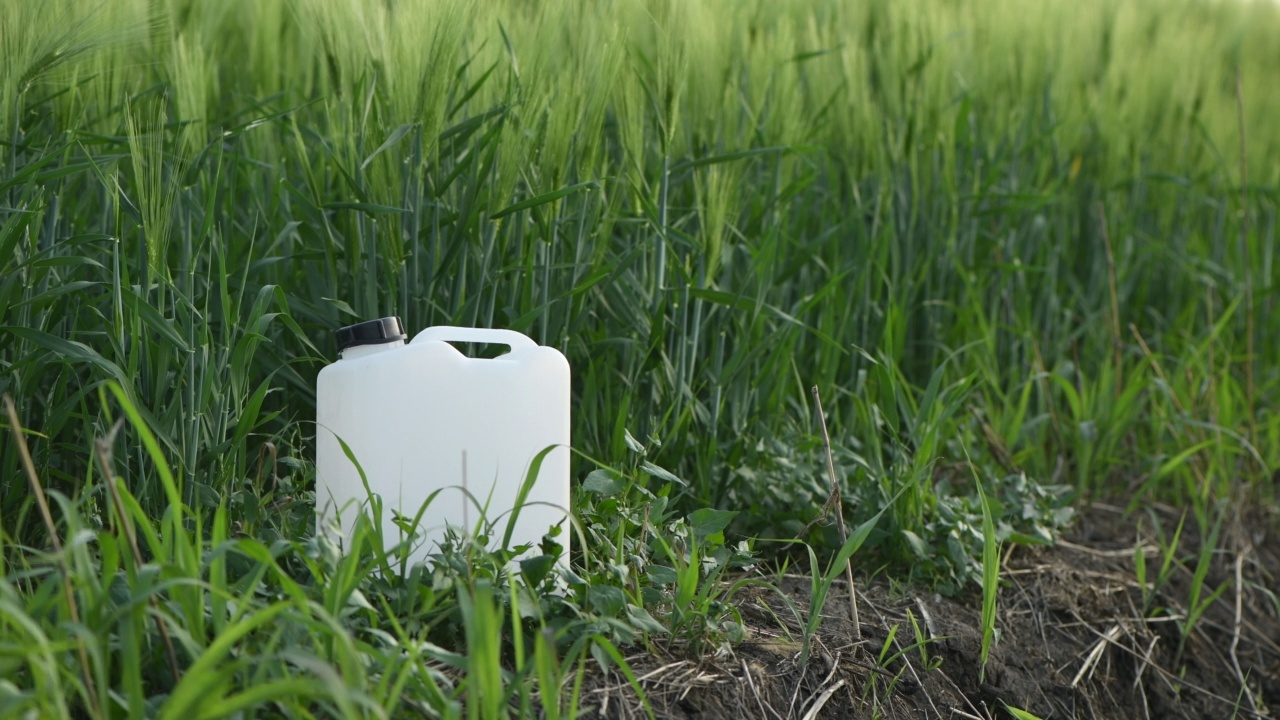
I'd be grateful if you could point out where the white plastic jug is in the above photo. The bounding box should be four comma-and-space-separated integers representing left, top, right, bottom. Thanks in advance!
315, 319, 571, 568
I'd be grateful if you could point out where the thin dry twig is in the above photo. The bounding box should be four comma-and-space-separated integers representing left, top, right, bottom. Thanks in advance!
1097, 201, 1123, 396
1229, 546, 1259, 716
1057, 538, 1158, 559
1132, 634, 1159, 692
94, 420, 136, 554
5, 394, 103, 719
799, 678, 846, 720
1137, 670, 1151, 720
1080, 622, 1273, 719
798, 649, 843, 719
936, 669, 988, 720
1235, 66, 1257, 444
1072, 624, 1122, 688
915, 597, 938, 642
970, 407, 1018, 476
787, 636, 834, 718
93, 420, 183, 683
810, 386, 860, 640
631, 661, 689, 684
741, 659, 785, 720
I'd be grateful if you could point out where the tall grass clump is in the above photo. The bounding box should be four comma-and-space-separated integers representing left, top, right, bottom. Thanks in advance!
3, 383, 765, 716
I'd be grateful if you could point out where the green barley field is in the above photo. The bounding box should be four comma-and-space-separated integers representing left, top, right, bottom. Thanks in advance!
2, 0, 1278, 716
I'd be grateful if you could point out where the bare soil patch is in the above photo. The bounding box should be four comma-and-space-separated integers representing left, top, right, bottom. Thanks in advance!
578, 502, 1280, 719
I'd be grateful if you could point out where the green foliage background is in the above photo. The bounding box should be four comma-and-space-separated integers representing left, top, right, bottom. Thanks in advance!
3, 0, 1278, 557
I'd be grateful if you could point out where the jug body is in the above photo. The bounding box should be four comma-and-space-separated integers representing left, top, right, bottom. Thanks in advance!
315, 320, 571, 568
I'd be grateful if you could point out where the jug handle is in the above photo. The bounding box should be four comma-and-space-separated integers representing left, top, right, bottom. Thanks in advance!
410, 326, 538, 353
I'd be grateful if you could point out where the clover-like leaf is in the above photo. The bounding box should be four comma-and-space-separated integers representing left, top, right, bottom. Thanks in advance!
583, 468, 625, 496
688, 508, 737, 542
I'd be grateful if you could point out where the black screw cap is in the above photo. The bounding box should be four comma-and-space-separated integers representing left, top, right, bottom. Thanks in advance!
336, 317, 406, 353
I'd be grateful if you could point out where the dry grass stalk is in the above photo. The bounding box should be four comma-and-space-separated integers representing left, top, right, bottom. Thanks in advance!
1228, 546, 1259, 716
1235, 66, 1256, 446
811, 386, 860, 641
4, 394, 102, 719
92, 418, 183, 683
1097, 201, 1123, 396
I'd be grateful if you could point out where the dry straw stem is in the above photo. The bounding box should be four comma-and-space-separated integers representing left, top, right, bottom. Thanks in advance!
1077, 621, 1272, 719
739, 658, 781, 720
810, 386, 860, 640
799, 677, 846, 720
788, 643, 842, 719
1071, 624, 1122, 687
1235, 66, 1257, 446
3, 394, 102, 719
1097, 202, 1123, 396
1228, 545, 1260, 716
92, 418, 183, 683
